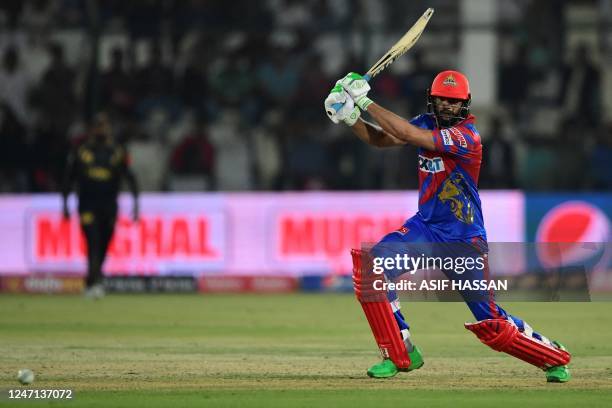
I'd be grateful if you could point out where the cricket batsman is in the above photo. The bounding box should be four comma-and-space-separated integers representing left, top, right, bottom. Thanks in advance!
324, 70, 571, 382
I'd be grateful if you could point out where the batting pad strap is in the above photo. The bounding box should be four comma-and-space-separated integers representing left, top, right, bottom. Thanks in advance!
465, 319, 571, 369
351, 249, 411, 369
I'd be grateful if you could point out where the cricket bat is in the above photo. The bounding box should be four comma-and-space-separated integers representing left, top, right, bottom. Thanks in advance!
329, 7, 435, 114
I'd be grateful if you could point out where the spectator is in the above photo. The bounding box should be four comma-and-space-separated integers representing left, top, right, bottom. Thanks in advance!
399, 49, 437, 118
0, 103, 28, 191
284, 117, 330, 190
293, 52, 329, 122
125, 0, 166, 41
127, 127, 166, 191
587, 124, 612, 190
0, 46, 31, 126
559, 43, 602, 128
31, 42, 77, 136
498, 44, 531, 120
21, 0, 57, 40
100, 47, 136, 118
208, 110, 252, 190
0, 1, 24, 30
135, 43, 181, 124
0, 0, 600, 194
169, 117, 216, 189
251, 110, 282, 190
135, 43, 174, 101
169, 1, 226, 49
481, 117, 516, 189
256, 45, 300, 107
208, 53, 254, 109
178, 50, 209, 113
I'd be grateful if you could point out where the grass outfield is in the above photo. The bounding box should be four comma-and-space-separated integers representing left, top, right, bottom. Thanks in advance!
0, 294, 611, 407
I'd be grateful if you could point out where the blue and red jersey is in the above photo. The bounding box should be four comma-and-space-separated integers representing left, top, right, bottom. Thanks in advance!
408, 113, 486, 240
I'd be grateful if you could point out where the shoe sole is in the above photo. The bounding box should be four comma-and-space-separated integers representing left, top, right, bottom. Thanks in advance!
399, 360, 424, 372
367, 371, 399, 378
547, 376, 570, 383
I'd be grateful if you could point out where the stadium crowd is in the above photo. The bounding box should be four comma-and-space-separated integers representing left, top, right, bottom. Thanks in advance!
0, 0, 609, 193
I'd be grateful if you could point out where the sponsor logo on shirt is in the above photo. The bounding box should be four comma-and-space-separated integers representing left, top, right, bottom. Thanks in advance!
418, 155, 445, 173
441, 129, 453, 146
449, 127, 467, 148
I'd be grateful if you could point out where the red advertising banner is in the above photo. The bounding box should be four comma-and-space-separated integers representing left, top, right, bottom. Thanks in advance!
0, 192, 523, 277
28, 212, 225, 274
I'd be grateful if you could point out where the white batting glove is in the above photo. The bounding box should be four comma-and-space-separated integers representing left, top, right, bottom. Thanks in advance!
337, 72, 374, 111
324, 85, 361, 126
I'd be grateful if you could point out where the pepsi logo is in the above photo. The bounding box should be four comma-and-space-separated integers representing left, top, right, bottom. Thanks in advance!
536, 201, 610, 268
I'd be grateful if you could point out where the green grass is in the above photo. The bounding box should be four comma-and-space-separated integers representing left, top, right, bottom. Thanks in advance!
0, 294, 611, 407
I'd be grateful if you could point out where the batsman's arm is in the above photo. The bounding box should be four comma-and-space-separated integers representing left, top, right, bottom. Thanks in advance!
349, 118, 407, 148
337, 73, 435, 150
364, 103, 435, 150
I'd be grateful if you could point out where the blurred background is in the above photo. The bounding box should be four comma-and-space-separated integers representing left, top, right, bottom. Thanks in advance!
0, 0, 609, 293
0, 0, 609, 192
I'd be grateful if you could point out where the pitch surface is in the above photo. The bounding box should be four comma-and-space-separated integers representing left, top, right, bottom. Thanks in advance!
1, 294, 611, 407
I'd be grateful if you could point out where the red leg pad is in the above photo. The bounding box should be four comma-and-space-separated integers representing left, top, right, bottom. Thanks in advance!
465, 319, 571, 369
352, 249, 411, 369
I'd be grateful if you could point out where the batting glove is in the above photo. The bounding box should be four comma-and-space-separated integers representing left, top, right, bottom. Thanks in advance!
324, 85, 361, 126
337, 72, 374, 111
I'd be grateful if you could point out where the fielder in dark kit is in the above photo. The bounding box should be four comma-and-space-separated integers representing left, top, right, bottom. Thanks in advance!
62, 112, 139, 298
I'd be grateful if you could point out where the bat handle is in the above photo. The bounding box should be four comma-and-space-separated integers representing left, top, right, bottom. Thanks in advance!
330, 74, 371, 113
331, 102, 344, 112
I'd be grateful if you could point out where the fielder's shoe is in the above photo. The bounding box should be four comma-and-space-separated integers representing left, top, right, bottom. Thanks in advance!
84, 284, 105, 300
367, 345, 424, 378
546, 341, 571, 383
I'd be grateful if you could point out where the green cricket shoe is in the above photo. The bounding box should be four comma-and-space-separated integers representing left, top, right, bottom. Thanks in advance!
367, 359, 398, 378
367, 346, 424, 378
546, 341, 571, 383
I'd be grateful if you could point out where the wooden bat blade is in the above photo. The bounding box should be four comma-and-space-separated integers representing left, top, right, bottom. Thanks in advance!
366, 8, 434, 78
328, 8, 434, 114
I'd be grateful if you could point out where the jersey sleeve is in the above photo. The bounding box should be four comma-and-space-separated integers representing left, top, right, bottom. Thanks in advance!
432, 124, 481, 160
408, 114, 433, 129
112, 145, 131, 173
61, 148, 79, 197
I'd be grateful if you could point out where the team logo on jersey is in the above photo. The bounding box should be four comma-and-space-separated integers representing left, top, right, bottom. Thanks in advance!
438, 173, 474, 224
441, 129, 453, 146
448, 127, 467, 148
87, 166, 112, 181
78, 148, 94, 164
418, 155, 445, 173
443, 74, 457, 87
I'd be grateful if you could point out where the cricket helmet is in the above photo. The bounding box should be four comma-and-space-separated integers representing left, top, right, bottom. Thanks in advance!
426, 70, 471, 127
